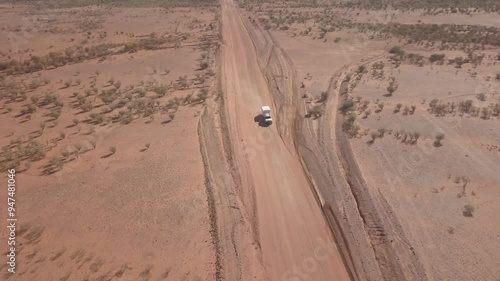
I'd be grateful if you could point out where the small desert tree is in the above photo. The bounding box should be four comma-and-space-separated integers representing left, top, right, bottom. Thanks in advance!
462, 204, 475, 218
318, 91, 328, 103
386, 77, 398, 96
434, 132, 445, 147
153, 85, 168, 97
357, 64, 367, 74
340, 99, 355, 114
308, 105, 323, 118
198, 61, 209, 70
74, 144, 82, 154
49, 157, 63, 172
177, 75, 189, 89
376, 102, 384, 113
197, 88, 209, 103
409, 132, 420, 144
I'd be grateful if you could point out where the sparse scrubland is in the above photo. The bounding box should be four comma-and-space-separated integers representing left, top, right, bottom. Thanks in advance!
0, 1, 219, 280
240, 0, 500, 280
1, 0, 499, 280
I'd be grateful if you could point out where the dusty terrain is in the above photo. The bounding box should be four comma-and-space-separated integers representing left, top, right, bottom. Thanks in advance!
0, 2, 219, 280
240, 0, 500, 280
1, 0, 500, 281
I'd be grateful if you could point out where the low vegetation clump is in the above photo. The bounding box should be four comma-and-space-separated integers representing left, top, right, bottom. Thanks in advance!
360, 23, 500, 48
333, 0, 500, 13
342, 113, 359, 138
307, 105, 323, 118
462, 204, 475, 217
340, 99, 355, 114
434, 133, 445, 147
0, 32, 200, 75
428, 99, 499, 118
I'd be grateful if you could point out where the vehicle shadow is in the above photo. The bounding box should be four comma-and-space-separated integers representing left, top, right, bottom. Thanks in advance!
254, 114, 271, 127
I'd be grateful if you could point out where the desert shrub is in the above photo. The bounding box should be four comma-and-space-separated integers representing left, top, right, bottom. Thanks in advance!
342, 113, 359, 138
177, 75, 189, 89
372, 61, 385, 70
481, 107, 491, 119
49, 157, 63, 172
409, 132, 420, 143
357, 65, 367, 74
197, 88, 209, 102
153, 85, 168, 97
462, 204, 475, 217
23, 104, 36, 114
308, 105, 323, 118
449, 57, 466, 68
434, 133, 445, 147
476, 93, 486, 101
198, 61, 209, 70
376, 102, 384, 113
195, 73, 206, 85
369, 131, 380, 142
492, 104, 500, 117
394, 103, 403, 113
183, 93, 193, 104
319, 91, 328, 102
30, 79, 42, 90
61, 151, 70, 159
30, 95, 39, 104
49, 108, 62, 119
389, 46, 404, 56
377, 128, 387, 137
80, 101, 92, 112
458, 100, 474, 114
386, 77, 398, 96
429, 53, 445, 63
340, 99, 355, 114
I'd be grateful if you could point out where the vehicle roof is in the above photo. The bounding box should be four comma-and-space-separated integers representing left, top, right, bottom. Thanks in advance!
261, 106, 271, 110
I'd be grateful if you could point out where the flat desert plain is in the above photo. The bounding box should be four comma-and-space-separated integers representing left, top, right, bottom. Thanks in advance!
0, 0, 499, 281
0, 2, 219, 280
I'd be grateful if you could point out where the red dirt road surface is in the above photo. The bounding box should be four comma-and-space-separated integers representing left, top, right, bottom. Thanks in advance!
220, 0, 350, 280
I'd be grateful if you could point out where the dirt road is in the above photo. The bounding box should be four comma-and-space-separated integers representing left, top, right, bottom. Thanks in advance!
220, 0, 351, 280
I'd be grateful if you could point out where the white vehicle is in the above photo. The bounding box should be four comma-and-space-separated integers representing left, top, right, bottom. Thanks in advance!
261, 106, 273, 124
